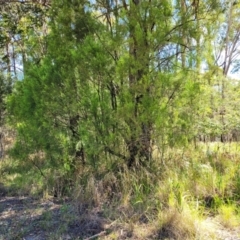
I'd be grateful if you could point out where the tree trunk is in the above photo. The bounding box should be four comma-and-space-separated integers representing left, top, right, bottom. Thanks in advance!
127, 0, 152, 167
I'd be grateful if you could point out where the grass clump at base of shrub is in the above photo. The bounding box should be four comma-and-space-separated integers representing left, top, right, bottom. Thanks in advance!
1, 142, 240, 239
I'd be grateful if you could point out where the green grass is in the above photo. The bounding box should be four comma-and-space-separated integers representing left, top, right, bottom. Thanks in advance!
1, 142, 240, 239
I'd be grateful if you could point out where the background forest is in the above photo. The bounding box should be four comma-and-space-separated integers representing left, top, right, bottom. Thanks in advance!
1, 0, 240, 239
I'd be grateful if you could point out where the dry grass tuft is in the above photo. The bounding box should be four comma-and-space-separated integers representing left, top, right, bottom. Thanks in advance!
157, 208, 197, 240
216, 204, 240, 229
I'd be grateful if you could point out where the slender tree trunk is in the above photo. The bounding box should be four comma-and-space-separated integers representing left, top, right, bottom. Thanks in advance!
5, 43, 11, 76
12, 42, 17, 79
180, 0, 187, 68
127, 0, 152, 167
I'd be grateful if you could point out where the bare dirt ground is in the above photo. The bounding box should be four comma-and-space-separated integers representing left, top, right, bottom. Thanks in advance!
200, 217, 240, 240
0, 195, 106, 240
1, 194, 240, 240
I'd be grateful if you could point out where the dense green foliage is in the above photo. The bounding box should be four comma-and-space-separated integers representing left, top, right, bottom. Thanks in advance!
0, 0, 240, 196
1, 1, 240, 239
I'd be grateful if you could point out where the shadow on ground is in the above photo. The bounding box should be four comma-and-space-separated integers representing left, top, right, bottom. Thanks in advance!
0, 194, 105, 240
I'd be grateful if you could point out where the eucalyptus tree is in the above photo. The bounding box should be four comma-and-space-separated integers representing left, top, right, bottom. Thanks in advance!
0, 0, 49, 79
196, 0, 240, 142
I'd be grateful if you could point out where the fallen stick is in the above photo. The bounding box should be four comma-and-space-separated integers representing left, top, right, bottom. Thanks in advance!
84, 230, 107, 240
